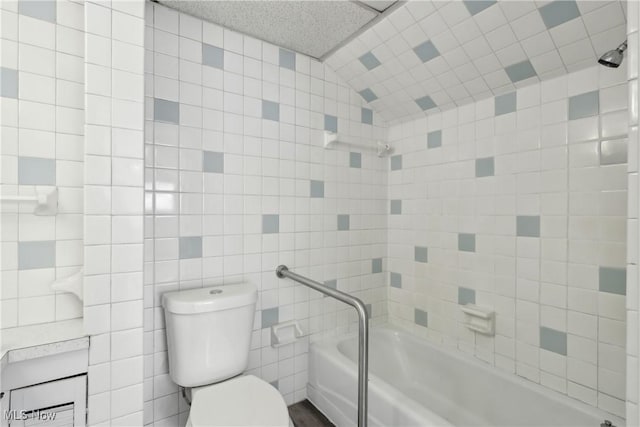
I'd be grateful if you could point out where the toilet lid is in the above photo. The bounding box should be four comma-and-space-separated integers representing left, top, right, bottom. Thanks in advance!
188, 375, 289, 427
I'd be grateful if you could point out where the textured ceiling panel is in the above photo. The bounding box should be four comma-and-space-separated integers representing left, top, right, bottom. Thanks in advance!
157, 0, 378, 59
325, 0, 628, 123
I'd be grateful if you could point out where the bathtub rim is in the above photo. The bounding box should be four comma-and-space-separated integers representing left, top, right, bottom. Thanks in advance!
309, 322, 625, 427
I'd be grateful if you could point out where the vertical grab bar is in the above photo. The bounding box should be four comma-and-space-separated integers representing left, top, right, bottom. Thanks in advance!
276, 265, 368, 427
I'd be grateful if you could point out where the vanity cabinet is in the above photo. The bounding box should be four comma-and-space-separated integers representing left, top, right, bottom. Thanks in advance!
1, 332, 88, 427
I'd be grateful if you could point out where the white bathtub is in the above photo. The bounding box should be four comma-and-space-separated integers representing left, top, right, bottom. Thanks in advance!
308, 324, 624, 427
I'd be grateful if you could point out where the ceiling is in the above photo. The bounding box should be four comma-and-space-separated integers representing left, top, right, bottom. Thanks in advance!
325, 0, 628, 123
157, 0, 401, 60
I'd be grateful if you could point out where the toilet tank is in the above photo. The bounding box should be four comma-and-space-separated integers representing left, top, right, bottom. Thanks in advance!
162, 284, 258, 387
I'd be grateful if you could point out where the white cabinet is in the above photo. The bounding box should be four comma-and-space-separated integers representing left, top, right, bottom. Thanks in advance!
7, 375, 86, 427
1, 341, 88, 427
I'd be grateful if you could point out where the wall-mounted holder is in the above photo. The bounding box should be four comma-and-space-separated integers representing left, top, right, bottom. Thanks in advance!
51, 268, 83, 302
0, 187, 58, 215
271, 320, 304, 348
323, 131, 392, 158
461, 304, 495, 336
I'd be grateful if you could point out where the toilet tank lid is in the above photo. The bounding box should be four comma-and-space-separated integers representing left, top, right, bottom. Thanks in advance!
162, 284, 257, 314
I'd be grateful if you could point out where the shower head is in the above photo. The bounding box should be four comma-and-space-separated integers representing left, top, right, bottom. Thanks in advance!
598, 41, 627, 68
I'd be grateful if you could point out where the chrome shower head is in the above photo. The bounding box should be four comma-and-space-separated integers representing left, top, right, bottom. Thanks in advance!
598, 41, 627, 68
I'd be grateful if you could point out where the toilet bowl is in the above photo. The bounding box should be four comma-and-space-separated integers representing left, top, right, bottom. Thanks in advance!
162, 284, 291, 427
187, 375, 290, 427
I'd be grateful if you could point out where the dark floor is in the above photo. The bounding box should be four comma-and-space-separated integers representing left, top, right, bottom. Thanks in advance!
288, 400, 335, 427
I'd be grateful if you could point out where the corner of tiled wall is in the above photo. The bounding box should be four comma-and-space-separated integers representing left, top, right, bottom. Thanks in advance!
83, 0, 146, 425
142, 3, 389, 425
626, 0, 639, 424
386, 60, 629, 417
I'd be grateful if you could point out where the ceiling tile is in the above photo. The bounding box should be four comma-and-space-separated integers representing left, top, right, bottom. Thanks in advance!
415, 95, 437, 111
160, 1, 379, 59
485, 24, 518, 51
359, 52, 382, 70
511, 10, 546, 41
505, 60, 538, 82
463, 0, 497, 16
581, 2, 625, 35
323, 0, 626, 122
549, 18, 589, 47
451, 17, 482, 44
413, 40, 441, 63
473, 3, 508, 33
521, 31, 556, 58
539, 0, 581, 29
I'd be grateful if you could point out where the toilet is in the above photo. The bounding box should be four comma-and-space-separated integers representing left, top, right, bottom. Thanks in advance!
162, 283, 291, 427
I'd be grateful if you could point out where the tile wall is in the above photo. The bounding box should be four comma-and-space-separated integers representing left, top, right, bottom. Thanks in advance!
386, 64, 628, 418
143, 3, 388, 425
83, 0, 146, 424
0, 0, 84, 328
626, 2, 639, 424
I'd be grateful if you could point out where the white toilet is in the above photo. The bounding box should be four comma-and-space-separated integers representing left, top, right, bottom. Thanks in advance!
162, 283, 291, 427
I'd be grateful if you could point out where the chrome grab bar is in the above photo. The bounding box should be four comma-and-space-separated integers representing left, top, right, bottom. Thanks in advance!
276, 265, 369, 427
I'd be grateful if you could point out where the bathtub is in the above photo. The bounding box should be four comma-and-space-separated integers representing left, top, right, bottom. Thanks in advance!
308, 324, 624, 427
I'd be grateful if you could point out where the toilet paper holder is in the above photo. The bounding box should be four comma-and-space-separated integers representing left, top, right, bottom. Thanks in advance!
271, 321, 304, 348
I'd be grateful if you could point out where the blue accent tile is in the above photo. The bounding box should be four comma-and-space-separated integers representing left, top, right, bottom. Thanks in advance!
540, 326, 567, 355
19, 0, 56, 23
505, 60, 537, 83
202, 43, 224, 69
361, 108, 373, 125
413, 40, 440, 63
390, 272, 402, 288
179, 236, 202, 259
262, 100, 280, 121
415, 95, 437, 111
390, 155, 402, 171
18, 157, 56, 185
568, 91, 599, 120
463, 0, 496, 15
359, 51, 381, 70
414, 308, 428, 327
18, 241, 55, 270
599, 267, 626, 296
458, 233, 476, 252
495, 92, 517, 115
324, 114, 338, 133
203, 151, 224, 173
262, 307, 279, 328
279, 48, 296, 71
427, 130, 442, 149
324, 279, 337, 290
359, 88, 378, 103
475, 157, 495, 178
350, 152, 362, 168
372, 258, 382, 273
517, 216, 540, 237
310, 180, 324, 198
337, 214, 350, 231
539, 0, 581, 29
154, 98, 179, 124
1, 68, 18, 99
414, 246, 428, 263
458, 287, 476, 305
390, 200, 402, 215
262, 214, 279, 234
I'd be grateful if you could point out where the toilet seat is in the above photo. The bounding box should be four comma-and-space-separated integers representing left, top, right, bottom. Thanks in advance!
187, 375, 290, 427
